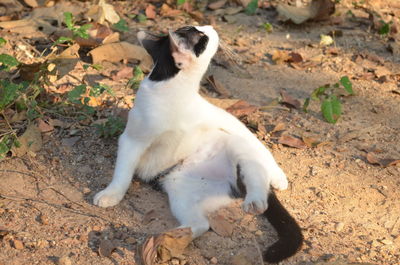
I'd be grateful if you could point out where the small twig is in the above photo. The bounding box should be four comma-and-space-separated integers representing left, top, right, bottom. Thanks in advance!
0, 194, 113, 223
252, 235, 264, 265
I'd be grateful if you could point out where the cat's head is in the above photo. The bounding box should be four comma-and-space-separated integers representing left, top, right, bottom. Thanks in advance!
138, 26, 219, 81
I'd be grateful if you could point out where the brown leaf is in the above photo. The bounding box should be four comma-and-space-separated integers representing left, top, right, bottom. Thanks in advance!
111, 66, 133, 81
145, 4, 157, 19
271, 122, 286, 133
155, 228, 192, 262
288, 52, 303, 63
272, 50, 291, 65
209, 214, 234, 237
141, 228, 192, 264
208, 0, 227, 10
12, 239, 24, 249
206, 75, 231, 98
160, 4, 183, 17
89, 42, 153, 72
366, 152, 400, 167
48, 43, 80, 80
280, 90, 301, 109
11, 124, 42, 157
36, 118, 54, 133
98, 239, 116, 257
141, 236, 157, 265
277, 0, 335, 24
278, 135, 307, 149
226, 100, 258, 117
302, 136, 320, 148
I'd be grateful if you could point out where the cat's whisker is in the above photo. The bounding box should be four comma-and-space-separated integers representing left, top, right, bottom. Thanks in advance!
218, 39, 243, 66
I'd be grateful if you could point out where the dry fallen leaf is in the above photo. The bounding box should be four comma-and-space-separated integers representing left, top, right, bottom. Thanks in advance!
48, 43, 80, 80
206, 75, 231, 98
278, 135, 307, 149
209, 214, 234, 237
111, 66, 133, 81
280, 90, 301, 109
87, 0, 120, 24
366, 152, 400, 167
277, 0, 335, 24
160, 4, 183, 17
141, 228, 192, 265
226, 100, 258, 117
271, 122, 286, 133
98, 239, 116, 257
11, 124, 42, 157
89, 42, 153, 72
36, 118, 54, 133
145, 4, 157, 19
302, 136, 320, 148
207, 98, 240, 110
12, 239, 24, 250
272, 50, 291, 65
208, 0, 227, 10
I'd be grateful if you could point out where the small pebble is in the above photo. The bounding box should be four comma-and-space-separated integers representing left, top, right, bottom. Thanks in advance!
38, 214, 49, 225
210, 257, 218, 264
58, 255, 72, 265
83, 187, 91, 194
171, 258, 180, 265
335, 222, 344, 232
12, 239, 24, 249
255, 230, 263, 236
124, 237, 137, 244
381, 239, 393, 245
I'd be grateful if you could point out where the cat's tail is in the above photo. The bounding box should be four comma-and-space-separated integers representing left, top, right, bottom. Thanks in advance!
263, 190, 303, 263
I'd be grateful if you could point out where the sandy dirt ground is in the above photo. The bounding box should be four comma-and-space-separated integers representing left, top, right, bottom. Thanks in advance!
1, 0, 399, 264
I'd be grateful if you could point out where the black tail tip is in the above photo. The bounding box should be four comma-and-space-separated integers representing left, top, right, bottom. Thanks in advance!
263, 236, 304, 263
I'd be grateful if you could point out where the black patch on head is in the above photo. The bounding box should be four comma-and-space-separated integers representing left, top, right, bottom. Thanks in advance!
174, 26, 209, 57
140, 34, 180, 81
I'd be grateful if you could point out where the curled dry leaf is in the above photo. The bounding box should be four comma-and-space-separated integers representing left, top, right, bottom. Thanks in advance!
226, 100, 258, 118
98, 239, 116, 257
89, 42, 153, 72
366, 152, 400, 167
36, 118, 54, 133
277, 0, 335, 24
272, 50, 291, 65
160, 4, 183, 17
209, 214, 234, 237
141, 228, 192, 265
87, 0, 120, 25
280, 90, 301, 109
302, 136, 320, 148
278, 135, 307, 149
11, 124, 42, 157
111, 66, 133, 81
271, 122, 286, 133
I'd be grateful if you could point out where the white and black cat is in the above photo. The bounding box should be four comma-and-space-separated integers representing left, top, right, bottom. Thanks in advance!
94, 25, 303, 263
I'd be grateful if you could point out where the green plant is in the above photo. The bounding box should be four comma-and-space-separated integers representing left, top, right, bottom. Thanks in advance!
303, 76, 354, 124
0, 37, 6, 46
113, 19, 129, 32
55, 12, 92, 45
245, 0, 258, 15
127, 66, 144, 90
262, 22, 273, 33
94, 116, 125, 138
378, 20, 391, 35
177, 0, 186, 5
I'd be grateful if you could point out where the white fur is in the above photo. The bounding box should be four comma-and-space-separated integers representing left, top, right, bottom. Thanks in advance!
93, 26, 288, 238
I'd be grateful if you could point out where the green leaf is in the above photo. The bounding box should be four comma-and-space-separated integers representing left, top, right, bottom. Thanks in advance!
321, 95, 341, 124
0, 80, 20, 110
0, 38, 6, 46
128, 66, 144, 90
74, 24, 92, 39
262, 22, 273, 33
83, 64, 90, 70
0, 54, 20, 71
113, 19, 129, 33
245, 0, 258, 15
94, 117, 125, 138
177, 0, 186, 5
339, 76, 354, 95
67, 84, 86, 103
378, 21, 390, 35
303, 97, 310, 112
311, 85, 328, 100
0, 135, 12, 158
54, 36, 73, 45
64, 12, 74, 30
137, 13, 147, 23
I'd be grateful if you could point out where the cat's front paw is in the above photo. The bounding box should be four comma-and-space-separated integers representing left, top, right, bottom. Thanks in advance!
93, 188, 124, 208
242, 192, 268, 215
269, 167, 288, 190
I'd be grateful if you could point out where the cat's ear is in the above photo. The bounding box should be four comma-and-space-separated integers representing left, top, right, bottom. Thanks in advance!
137, 31, 161, 62
169, 30, 192, 70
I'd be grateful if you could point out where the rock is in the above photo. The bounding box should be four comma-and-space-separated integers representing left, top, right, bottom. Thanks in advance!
83, 187, 91, 194
335, 222, 344, 232
381, 239, 393, 245
38, 214, 49, 225
255, 230, 263, 236
98, 239, 116, 257
12, 239, 24, 249
171, 258, 180, 265
210, 257, 218, 264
